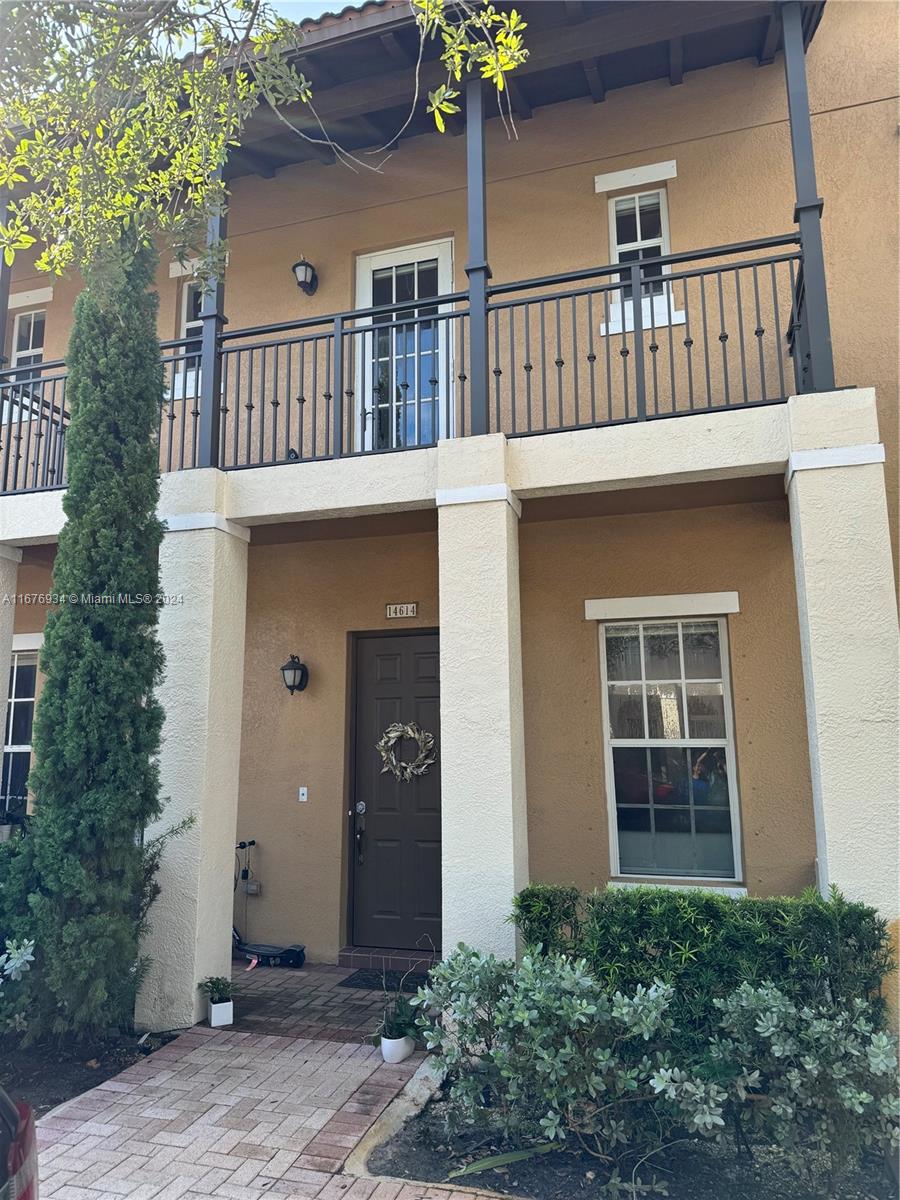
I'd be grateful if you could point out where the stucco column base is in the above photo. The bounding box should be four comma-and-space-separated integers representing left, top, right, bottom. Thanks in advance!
135, 516, 249, 1031
437, 435, 528, 960
0, 547, 21, 755
786, 390, 899, 923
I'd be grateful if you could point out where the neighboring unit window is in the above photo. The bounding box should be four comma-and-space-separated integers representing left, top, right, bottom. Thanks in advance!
610, 190, 668, 300
2, 652, 37, 823
601, 618, 739, 879
174, 281, 203, 397
11, 310, 45, 373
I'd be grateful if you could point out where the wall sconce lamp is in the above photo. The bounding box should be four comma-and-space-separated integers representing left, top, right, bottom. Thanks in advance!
291, 256, 318, 296
280, 654, 309, 694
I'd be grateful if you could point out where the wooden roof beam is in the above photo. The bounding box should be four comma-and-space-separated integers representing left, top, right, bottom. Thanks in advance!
758, 10, 782, 64
582, 59, 606, 104
506, 77, 533, 121
668, 36, 684, 86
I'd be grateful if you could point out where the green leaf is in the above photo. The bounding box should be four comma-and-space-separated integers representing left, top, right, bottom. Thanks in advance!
447, 1143, 557, 1179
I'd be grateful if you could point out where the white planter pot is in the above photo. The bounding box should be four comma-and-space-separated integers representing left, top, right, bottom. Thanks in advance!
0, 825, 13, 844
208, 999, 233, 1028
380, 1035, 415, 1064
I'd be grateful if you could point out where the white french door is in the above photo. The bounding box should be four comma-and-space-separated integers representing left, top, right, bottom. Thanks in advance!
354, 239, 454, 451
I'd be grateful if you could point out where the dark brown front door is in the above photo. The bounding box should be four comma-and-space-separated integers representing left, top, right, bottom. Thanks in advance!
351, 632, 441, 951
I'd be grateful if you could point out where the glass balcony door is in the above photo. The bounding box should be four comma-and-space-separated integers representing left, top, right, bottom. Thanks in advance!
354, 239, 453, 451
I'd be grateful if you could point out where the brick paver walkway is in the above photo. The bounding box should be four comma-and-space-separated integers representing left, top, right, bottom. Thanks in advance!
232, 964, 387, 1043
36, 1026, 486, 1200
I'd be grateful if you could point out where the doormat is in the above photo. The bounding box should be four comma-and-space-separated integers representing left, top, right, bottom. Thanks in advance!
338, 968, 429, 993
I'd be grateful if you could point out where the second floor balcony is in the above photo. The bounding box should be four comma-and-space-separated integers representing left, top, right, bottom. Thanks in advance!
0, 0, 835, 496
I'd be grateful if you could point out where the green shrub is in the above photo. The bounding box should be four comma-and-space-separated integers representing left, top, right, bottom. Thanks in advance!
512, 883, 894, 1051
710, 982, 899, 1183
417, 946, 899, 1196
416, 947, 729, 1193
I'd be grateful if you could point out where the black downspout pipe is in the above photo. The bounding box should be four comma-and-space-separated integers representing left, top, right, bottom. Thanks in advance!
781, 0, 835, 393
197, 188, 227, 470
465, 78, 492, 436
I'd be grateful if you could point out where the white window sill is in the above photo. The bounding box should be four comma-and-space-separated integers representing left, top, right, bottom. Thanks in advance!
609, 878, 747, 898
600, 301, 686, 337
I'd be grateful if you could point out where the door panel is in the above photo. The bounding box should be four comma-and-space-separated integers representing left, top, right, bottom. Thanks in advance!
352, 632, 441, 951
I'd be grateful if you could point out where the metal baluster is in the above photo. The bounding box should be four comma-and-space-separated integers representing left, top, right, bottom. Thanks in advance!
245, 348, 255, 466
716, 270, 730, 407
491, 308, 501, 432
258, 345, 268, 465
508, 307, 517, 434
324, 333, 333, 456
299, 340, 307, 462
734, 270, 749, 406
648, 281, 659, 417
539, 302, 548, 431
776, 260, 790, 399
603, 290, 613, 422
332, 317, 344, 458
630, 262, 646, 422
284, 342, 293, 461
683, 279, 695, 410
311, 339, 319, 458
271, 343, 280, 464
699, 274, 712, 408
587, 293, 597, 425
524, 302, 533, 433
219, 348, 229, 468
554, 297, 563, 428
665, 278, 676, 412
458, 317, 467, 437
571, 295, 580, 427
751, 265, 768, 401
620, 284, 630, 421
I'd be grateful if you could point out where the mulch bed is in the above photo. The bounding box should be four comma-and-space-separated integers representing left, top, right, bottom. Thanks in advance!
0, 1032, 175, 1118
368, 1092, 895, 1200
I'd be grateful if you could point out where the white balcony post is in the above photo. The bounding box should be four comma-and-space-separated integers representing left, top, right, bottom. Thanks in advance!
135, 508, 248, 1030
786, 389, 898, 923
437, 434, 529, 959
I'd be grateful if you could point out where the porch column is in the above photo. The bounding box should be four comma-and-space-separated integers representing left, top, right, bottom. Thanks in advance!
135, 507, 249, 1030
465, 79, 491, 437
197, 195, 227, 470
786, 389, 897, 922
437, 434, 528, 958
0, 545, 21, 749
781, 0, 834, 392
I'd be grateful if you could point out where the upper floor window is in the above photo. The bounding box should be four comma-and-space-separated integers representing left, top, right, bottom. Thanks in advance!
603, 189, 684, 334
11, 310, 45, 372
611, 190, 669, 300
599, 615, 740, 881
171, 281, 203, 399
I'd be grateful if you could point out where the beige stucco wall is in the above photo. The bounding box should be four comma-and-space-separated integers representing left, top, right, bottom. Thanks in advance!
235, 493, 816, 961
236, 527, 439, 961
6, 1, 897, 554
519, 498, 817, 898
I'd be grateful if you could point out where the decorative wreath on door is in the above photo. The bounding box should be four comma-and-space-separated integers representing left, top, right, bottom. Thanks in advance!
376, 721, 436, 783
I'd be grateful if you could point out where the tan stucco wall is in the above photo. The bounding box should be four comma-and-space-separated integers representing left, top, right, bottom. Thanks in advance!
7, 1, 897, 553
236, 527, 439, 961
235, 494, 816, 961
519, 499, 817, 898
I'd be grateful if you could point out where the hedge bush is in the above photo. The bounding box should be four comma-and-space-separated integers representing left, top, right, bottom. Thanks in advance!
512, 883, 894, 1051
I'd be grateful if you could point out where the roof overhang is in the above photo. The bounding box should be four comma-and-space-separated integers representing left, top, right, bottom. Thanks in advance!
228, 0, 826, 179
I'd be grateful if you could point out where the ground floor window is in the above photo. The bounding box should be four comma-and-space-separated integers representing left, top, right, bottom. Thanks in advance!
599, 616, 740, 879
2, 650, 37, 823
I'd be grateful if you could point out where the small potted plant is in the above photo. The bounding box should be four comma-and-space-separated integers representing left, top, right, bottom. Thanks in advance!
374, 968, 421, 1063
199, 975, 233, 1027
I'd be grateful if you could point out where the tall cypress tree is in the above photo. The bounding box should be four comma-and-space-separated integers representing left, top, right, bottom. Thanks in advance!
21, 241, 166, 1038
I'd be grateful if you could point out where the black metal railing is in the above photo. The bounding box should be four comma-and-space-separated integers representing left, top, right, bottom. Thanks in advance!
0, 234, 809, 494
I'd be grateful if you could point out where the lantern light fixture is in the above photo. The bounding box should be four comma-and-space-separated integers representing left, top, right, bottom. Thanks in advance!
280, 654, 309, 695
291, 256, 318, 296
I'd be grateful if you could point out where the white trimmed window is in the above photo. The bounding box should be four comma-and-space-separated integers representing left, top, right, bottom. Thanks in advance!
170, 281, 203, 400
2, 651, 37, 822
11, 310, 45, 372
597, 614, 741, 881
603, 189, 685, 334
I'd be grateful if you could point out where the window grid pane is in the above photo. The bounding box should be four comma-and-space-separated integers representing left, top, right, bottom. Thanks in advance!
604, 619, 735, 878
2, 652, 37, 820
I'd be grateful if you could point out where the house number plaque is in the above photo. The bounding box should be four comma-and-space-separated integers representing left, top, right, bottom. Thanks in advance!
386, 602, 417, 619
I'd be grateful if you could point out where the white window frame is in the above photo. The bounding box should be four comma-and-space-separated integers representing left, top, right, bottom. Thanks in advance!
168, 281, 203, 402
602, 188, 685, 335
354, 238, 455, 451
589, 595, 743, 884
10, 309, 45, 372
2, 647, 39, 820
